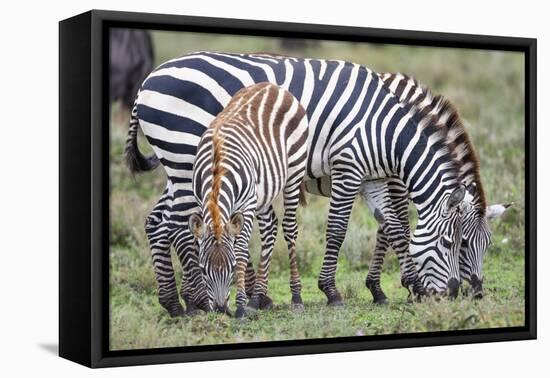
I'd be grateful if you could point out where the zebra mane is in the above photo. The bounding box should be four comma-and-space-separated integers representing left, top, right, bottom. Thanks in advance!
379, 72, 487, 214
207, 123, 226, 242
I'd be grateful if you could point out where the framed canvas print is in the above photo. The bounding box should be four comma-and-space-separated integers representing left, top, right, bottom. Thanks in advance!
59, 9, 537, 368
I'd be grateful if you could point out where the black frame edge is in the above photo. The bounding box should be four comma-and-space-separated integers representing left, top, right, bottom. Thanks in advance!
526, 38, 537, 339
90, 9, 535, 50
59, 11, 93, 367
94, 330, 534, 368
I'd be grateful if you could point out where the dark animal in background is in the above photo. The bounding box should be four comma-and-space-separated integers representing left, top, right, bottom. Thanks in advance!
110, 29, 154, 112
279, 38, 319, 52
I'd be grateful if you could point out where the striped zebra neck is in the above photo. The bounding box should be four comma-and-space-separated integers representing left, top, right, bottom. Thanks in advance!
389, 101, 463, 217
379, 72, 487, 216
199, 129, 256, 242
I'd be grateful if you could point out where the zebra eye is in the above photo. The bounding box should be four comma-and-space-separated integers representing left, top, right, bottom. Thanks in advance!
441, 237, 452, 249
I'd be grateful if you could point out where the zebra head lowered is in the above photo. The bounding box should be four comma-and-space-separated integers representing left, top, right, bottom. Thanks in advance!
379, 72, 513, 299
188, 211, 244, 313
409, 184, 466, 297
459, 187, 512, 298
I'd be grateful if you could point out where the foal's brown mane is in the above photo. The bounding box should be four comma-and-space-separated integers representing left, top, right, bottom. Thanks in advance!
380, 72, 487, 214
207, 123, 226, 241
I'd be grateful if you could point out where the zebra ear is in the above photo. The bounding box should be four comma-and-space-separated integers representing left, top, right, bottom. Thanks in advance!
189, 213, 204, 239
486, 203, 513, 220
226, 212, 244, 237
447, 185, 466, 210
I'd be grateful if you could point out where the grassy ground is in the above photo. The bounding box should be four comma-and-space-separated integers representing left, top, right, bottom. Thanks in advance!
109, 31, 525, 350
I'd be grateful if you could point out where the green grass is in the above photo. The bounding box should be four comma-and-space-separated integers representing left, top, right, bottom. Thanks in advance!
109, 32, 526, 350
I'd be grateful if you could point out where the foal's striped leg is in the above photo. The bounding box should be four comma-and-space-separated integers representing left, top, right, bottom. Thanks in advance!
246, 206, 278, 311
234, 215, 255, 318
245, 260, 256, 298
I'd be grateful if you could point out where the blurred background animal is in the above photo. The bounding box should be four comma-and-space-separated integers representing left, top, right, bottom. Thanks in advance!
110, 28, 154, 120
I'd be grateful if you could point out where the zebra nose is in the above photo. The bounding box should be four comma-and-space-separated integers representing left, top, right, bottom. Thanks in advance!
471, 274, 483, 299
214, 304, 231, 316
447, 278, 460, 299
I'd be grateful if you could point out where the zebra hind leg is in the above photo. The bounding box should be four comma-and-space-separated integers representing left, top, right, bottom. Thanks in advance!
172, 228, 211, 314
365, 228, 390, 304
246, 207, 277, 312
145, 209, 184, 317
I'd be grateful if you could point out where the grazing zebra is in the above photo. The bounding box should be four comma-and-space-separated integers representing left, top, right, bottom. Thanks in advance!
188, 82, 308, 317
306, 72, 511, 301
126, 51, 468, 314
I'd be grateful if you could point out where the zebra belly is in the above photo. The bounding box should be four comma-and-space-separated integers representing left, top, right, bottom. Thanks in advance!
255, 170, 287, 213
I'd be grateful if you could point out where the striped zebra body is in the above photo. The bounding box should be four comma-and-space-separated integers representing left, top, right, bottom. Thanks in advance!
127, 52, 468, 313
308, 73, 510, 301
189, 83, 308, 317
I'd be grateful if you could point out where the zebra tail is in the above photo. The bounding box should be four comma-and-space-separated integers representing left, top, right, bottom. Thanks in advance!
125, 101, 160, 174
298, 181, 308, 207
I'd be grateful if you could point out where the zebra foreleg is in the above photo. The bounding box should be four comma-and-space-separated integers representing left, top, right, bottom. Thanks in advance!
364, 216, 424, 302
233, 215, 255, 319
318, 171, 362, 307
361, 180, 425, 303
246, 206, 277, 311
245, 259, 256, 297
392, 237, 426, 301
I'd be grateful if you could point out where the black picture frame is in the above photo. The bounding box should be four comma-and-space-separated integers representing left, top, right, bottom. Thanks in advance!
59, 9, 537, 368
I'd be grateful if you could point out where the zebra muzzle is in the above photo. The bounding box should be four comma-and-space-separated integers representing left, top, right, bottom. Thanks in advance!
447, 278, 460, 299
470, 274, 483, 299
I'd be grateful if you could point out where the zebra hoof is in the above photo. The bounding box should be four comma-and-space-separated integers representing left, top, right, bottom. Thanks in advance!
326, 291, 344, 307
168, 306, 185, 318
235, 305, 247, 319
291, 294, 304, 312
327, 296, 344, 307
412, 282, 427, 299
162, 301, 185, 318
185, 305, 201, 317
373, 296, 388, 305
243, 306, 259, 317
246, 296, 261, 311
291, 303, 305, 312
259, 295, 274, 310
328, 300, 344, 307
